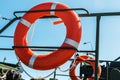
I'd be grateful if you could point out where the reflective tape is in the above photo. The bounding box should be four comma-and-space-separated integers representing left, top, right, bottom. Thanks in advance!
50, 3, 57, 15
92, 74, 95, 77
29, 54, 37, 68
64, 38, 79, 49
87, 56, 91, 60
20, 18, 32, 27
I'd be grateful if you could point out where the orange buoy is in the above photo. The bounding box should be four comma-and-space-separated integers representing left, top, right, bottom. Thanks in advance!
14, 2, 82, 70
69, 55, 101, 80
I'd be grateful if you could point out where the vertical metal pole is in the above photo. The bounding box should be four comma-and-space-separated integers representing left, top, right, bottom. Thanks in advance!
53, 69, 56, 79
106, 62, 109, 80
80, 63, 82, 79
95, 16, 101, 80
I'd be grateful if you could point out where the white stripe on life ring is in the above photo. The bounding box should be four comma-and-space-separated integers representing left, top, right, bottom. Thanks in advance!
50, 3, 57, 15
20, 18, 32, 27
64, 38, 79, 49
29, 54, 37, 68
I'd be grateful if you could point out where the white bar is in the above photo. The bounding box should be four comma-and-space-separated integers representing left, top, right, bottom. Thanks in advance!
28, 54, 37, 68
64, 38, 79, 49
50, 3, 57, 15
20, 18, 32, 27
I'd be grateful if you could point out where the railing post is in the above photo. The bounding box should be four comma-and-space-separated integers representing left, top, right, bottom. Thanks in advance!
95, 16, 101, 80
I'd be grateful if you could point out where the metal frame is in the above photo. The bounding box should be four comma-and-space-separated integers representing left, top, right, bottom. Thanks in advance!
0, 8, 120, 80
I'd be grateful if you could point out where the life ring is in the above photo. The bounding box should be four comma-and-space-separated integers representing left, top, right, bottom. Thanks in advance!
69, 55, 101, 80
14, 2, 82, 70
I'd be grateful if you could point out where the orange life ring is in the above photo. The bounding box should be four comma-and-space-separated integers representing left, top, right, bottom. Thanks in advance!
69, 55, 101, 80
14, 2, 82, 70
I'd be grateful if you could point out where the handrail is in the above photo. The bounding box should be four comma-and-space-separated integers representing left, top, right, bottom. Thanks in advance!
1, 12, 120, 34
13, 8, 89, 17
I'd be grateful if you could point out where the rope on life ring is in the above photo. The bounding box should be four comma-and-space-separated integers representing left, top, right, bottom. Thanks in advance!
14, 2, 82, 70
69, 55, 102, 80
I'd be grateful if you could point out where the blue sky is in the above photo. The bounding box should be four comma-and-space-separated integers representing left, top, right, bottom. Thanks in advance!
0, 0, 120, 80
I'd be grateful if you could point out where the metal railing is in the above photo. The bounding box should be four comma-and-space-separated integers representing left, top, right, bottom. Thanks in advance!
0, 8, 120, 80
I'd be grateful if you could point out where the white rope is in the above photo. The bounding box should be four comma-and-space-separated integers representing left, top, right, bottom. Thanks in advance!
48, 18, 54, 25
37, 68, 57, 79
0, 69, 9, 79
0, 67, 18, 79
15, 54, 34, 79
15, 54, 58, 79
19, 63, 34, 79
27, 22, 36, 44
58, 52, 78, 72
